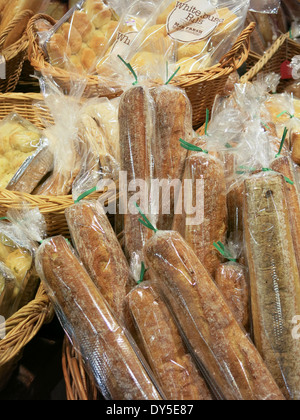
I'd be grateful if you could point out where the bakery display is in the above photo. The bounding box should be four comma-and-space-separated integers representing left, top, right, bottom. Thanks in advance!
2, 0, 300, 403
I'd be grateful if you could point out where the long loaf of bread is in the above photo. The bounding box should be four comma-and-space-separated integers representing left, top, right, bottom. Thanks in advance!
150, 86, 193, 230
244, 173, 300, 400
270, 156, 300, 275
172, 152, 227, 278
119, 86, 154, 279
35, 236, 163, 400
65, 201, 135, 325
127, 282, 213, 400
144, 230, 285, 400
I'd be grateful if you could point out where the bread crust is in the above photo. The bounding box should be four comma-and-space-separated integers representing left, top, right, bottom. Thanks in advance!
127, 282, 213, 400
172, 153, 227, 278
144, 230, 285, 401
150, 86, 192, 230
36, 236, 163, 400
244, 173, 300, 400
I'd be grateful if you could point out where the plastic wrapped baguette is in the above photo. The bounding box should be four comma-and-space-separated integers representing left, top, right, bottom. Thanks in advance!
65, 200, 135, 325
150, 85, 193, 230
144, 230, 285, 400
0, 262, 16, 320
35, 235, 164, 400
244, 172, 300, 400
119, 85, 155, 281
127, 282, 213, 400
172, 148, 227, 278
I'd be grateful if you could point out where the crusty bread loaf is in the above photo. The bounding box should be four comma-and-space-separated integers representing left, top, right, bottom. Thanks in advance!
119, 86, 155, 279
127, 282, 213, 400
244, 173, 300, 400
172, 152, 227, 278
36, 235, 163, 400
149, 86, 192, 230
144, 230, 285, 400
65, 201, 135, 325
0, 262, 16, 319
270, 156, 300, 276
6, 144, 54, 194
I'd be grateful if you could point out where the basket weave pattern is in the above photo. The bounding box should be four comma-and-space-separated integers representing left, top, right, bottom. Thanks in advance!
0, 10, 34, 93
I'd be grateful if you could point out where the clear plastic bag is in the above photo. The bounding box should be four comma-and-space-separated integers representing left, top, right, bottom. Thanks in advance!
0, 205, 46, 318
41, 0, 122, 75
35, 235, 165, 400
126, 281, 213, 400
144, 229, 285, 400
126, 0, 250, 80
0, 113, 44, 190
32, 74, 86, 196
249, 0, 281, 14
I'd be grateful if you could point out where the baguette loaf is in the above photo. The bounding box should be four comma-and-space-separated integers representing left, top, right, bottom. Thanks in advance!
144, 230, 285, 400
172, 152, 227, 278
270, 156, 300, 275
6, 143, 54, 194
65, 201, 135, 325
127, 282, 213, 400
244, 173, 300, 400
214, 262, 250, 332
119, 86, 154, 279
150, 86, 192, 230
35, 236, 163, 400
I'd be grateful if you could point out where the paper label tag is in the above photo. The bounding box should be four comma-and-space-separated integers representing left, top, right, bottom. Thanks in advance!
166, 0, 223, 43
111, 31, 137, 57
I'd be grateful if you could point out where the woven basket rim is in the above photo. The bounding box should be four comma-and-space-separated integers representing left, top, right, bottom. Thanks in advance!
0, 9, 34, 56
27, 12, 255, 89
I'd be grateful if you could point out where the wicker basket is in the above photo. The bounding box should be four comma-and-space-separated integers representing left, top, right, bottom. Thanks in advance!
241, 32, 300, 90
0, 10, 34, 93
0, 283, 53, 391
27, 13, 255, 127
0, 92, 114, 237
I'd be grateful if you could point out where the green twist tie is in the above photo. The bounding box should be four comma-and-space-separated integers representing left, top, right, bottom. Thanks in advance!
262, 168, 294, 185
179, 138, 208, 154
135, 203, 158, 233
118, 55, 138, 86
213, 241, 236, 262
276, 110, 294, 119
205, 109, 209, 136
0, 217, 8, 221
165, 66, 181, 85
261, 122, 271, 130
137, 262, 149, 285
75, 186, 97, 204
275, 127, 288, 158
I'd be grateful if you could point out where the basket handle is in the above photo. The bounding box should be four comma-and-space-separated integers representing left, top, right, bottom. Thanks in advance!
240, 31, 289, 83
219, 22, 256, 70
0, 9, 34, 50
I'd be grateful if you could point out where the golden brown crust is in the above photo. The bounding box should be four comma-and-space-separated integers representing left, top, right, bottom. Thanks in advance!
291, 131, 300, 165
36, 236, 163, 401
172, 153, 227, 278
150, 86, 192, 230
6, 144, 54, 194
270, 156, 300, 275
119, 86, 154, 276
65, 201, 135, 324
244, 174, 300, 400
144, 230, 285, 401
214, 262, 250, 332
127, 283, 213, 400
